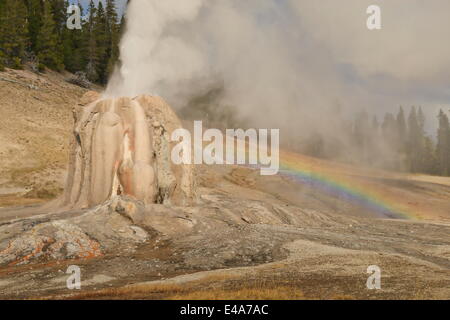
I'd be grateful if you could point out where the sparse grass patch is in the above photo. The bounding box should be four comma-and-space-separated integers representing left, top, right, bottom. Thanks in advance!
64, 283, 188, 300
60, 274, 306, 300
169, 286, 305, 300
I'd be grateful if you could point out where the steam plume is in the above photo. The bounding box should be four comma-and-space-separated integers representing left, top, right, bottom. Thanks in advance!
106, 0, 450, 161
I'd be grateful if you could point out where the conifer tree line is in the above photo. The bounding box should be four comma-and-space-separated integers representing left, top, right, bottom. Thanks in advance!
348, 107, 450, 176
0, 0, 124, 84
295, 104, 450, 177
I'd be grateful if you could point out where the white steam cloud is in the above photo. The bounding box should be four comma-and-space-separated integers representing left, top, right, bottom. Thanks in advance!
106, 0, 450, 137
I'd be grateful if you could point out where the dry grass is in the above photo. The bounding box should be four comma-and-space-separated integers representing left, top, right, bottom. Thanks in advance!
0, 194, 45, 207
56, 273, 307, 300
330, 295, 356, 300
169, 286, 305, 300
64, 284, 305, 300
64, 283, 187, 300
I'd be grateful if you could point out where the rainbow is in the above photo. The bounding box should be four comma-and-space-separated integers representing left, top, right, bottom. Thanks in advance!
278, 150, 412, 220
219, 134, 418, 220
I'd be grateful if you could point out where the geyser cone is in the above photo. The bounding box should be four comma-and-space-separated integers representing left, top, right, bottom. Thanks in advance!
61, 92, 195, 210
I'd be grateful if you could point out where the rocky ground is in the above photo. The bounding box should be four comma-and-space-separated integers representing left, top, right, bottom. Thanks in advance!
0, 69, 449, 300
0, 165, 449, 299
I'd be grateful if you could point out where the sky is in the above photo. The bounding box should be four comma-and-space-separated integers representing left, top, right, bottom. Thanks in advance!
77, 0, 450, 134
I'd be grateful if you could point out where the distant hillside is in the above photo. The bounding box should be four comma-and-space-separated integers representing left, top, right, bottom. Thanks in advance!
0, 68, 89, 206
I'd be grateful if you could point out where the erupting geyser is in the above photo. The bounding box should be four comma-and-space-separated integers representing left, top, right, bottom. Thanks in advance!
61, 92, 195, 210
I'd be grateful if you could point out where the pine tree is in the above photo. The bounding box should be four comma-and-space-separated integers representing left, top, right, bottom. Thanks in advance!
380, 113, 399, 169
62, 0, 86, 72
0, 0, 29, 69
407, 107, 425, 172
353, 111, 370, 162
49, 0, 68, 65
416, 107, 434, 173
27, 0, 43, 54
105, 0, 120, 78
35, 0, 64, 71
396, 106, 407, 153
422, 136, 438, 175
418, 107, 426, 134
0, 0, 123, 79
49, 0, 68, 36
437, 110, 450, 176
93, 1, 108, 83
119, 12, 126, 35
0, 0, 7, 70
85, 0, 99, 81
